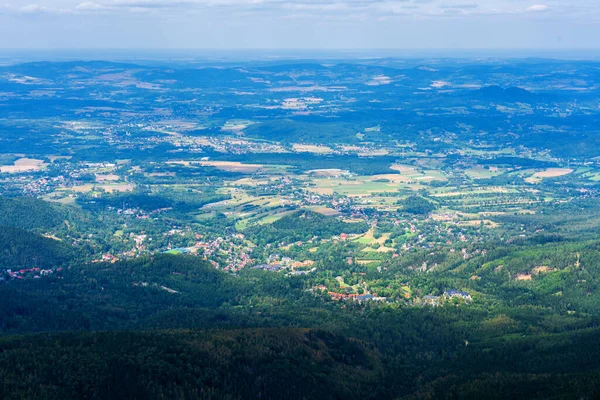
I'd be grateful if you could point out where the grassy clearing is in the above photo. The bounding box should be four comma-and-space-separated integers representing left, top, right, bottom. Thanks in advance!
465, 167, 504, 179
292, 144, 333, 154
98, 183, 135, 193
221, 119, 256, 132
306, 206, 340, 216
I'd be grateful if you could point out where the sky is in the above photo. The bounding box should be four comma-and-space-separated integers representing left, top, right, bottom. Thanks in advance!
0, 0, 599, 50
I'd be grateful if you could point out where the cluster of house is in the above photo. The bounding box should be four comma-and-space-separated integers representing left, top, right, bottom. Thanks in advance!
311, 285, 387, 302
192, 236, 226, 257
224, 250, 253, 271
92, 227, 255, 272
93, 253, 119, 263
332, 233, 349, 242
421, 289, 472, 306
21, 175, 69, 196
1, 267, 62, 281
328, 292, 387, 302
3, 171, 80, 197
303, 193, 324, 205
194, 235, 254, 271
251, 254, 316, 274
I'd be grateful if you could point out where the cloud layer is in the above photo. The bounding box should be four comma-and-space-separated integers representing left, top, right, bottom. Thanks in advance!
0, 0, 569, 17
0, 0, 598, 49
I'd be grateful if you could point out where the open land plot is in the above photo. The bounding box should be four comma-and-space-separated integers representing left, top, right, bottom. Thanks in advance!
57, 184, 95, 193
334, 183, 402, 196
430, 187, 513, 197
307, 187, 334, 195
525, 168, 574, 183
413, 157, 446, 169
57, 182, 133, 194
259, 164, 291, 174
584, 173, 600, 182
390, 164, 418, 174
227, 178, 273, 187
146, 172, 176, 177
352, 228, 392, 247
199, 161, 263, 173
235, 209, 295, 230
307, 169, 348, 177
95, 174, 120, 182
98, 183, 135, 193
255, 211, 294, 225
221, 120, 256, 132
458, 147, 515, 157
306, 206, 341, 216
355, 259, 380, 265
534, 168, 574, 178
154, 120, 202, 131
48, 155, 73, 162
167, 160, 263, 173
418, 170, 447, 181
292, 144, 334, 154
43, 193, 77, 205
367, 174, 415, 184
388, 164, 446, 182
358, 149, 389, 156
356, 196, 401, 208
465, 166, 505, 179
0, 158, 46, 173
362, 245, 395, 253
306, 176, 411, 196
456, 219, 499, 228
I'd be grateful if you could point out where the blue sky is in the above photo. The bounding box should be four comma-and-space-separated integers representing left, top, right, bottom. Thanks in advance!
0, 0, 598, 49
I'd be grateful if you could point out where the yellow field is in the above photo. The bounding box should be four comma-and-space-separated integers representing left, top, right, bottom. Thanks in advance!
95, 174, 120, 182
0, 158, 45, 173
390, 164, 417, 174
60, 184, 95, 193
99, 183, 135, 193
525, 168, 574, 183
534, 168, 573, 178
168, 160, 263, 173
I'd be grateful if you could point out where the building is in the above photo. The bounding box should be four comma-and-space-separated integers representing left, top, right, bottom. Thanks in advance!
443, 290, 472, 301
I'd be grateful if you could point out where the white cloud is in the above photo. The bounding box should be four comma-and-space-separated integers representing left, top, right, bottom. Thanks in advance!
526, 4, 548, 12
0, 0, 582, 20
76, 2, 105, 11
438, 3, 478, 9
19, 4, 49, 13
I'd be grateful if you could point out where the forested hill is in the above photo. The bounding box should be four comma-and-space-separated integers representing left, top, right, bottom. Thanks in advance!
0, 197, 66, 231
0, 255, 255, 332
0, 328, 383, 400
2, 253, 600, 398
245, 209, 368, 245
0, 226, 77, 269
0, 197, 84, 270
0, 196, 92, 234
